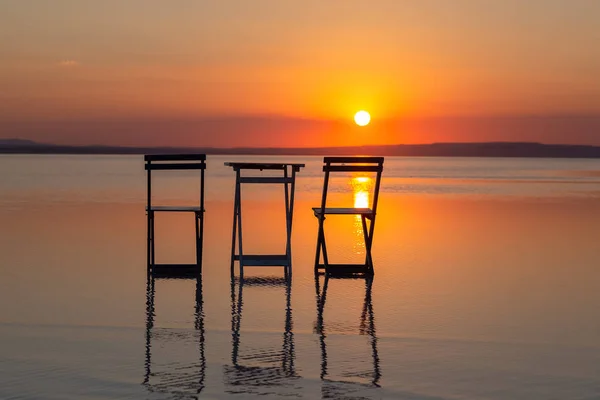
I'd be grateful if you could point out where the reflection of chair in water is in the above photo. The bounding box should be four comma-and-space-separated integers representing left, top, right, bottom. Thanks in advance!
224, 275, 298, 395
313, 157, 384, 275
314, 274, 381, 393
143, 275, 205, 397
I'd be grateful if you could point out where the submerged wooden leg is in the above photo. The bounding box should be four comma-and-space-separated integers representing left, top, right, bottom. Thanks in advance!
314, 221, 322, 272
230, 172, 240, 276
314, 217, 328, 272
321, 225, 330, 271
148, 211, 155, 271
287, 168, 297, 277
365, 217, 376, 275
235, 173, 244, 279
195, 212, 202, 272
147, 212, 152, 272
361, 215, 374, 273
284, 167, 291, 270
199, 212, 204, 272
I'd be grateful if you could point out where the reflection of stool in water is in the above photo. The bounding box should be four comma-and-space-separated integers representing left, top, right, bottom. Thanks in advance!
313, 157, 384, 275
314, 275, 381, 387
144, 275, 205, 397
225, 162, 304, 278
144, 154, 206, 276
225, 276, 297, 394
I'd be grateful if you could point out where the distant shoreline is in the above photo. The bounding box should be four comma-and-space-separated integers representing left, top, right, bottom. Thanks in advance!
1, 141, 600, 159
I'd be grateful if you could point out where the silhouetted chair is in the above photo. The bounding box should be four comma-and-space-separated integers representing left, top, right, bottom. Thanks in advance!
313, 157, 384, 275
145, 154, 206, 275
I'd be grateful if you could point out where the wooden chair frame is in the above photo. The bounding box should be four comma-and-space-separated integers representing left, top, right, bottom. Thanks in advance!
313, 157, 384, 275
145, 154, 206, 275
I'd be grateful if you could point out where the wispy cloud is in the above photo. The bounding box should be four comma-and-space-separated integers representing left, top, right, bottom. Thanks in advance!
58, 60, 80, 67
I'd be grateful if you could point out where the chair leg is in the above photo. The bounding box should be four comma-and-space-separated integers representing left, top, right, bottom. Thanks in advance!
230, 175, 240, 276
321, 230, 329, 271
287, 168, 297, 277
147, 213, 151, 272
195, 212, 203, 271
361, 215, 374, 273
366, 217, 377, 274
314, 219, 323, 272
199, 212, 204, 271
235, 174, 244, 279
284, 167, 292, 269
314, 217, 330, 272
147, 211, 155, 271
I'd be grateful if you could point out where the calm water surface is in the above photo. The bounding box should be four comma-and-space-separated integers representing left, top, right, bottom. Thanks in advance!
1, 155, 599, 399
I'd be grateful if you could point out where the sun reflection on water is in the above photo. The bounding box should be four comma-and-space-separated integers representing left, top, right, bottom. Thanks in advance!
351, 176, 372, 255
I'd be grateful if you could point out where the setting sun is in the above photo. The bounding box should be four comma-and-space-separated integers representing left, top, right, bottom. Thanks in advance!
354, 111, 371, 126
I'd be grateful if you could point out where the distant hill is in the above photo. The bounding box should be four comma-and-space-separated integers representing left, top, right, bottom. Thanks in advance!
1, 139, 600, 158
0, 138, 40, 146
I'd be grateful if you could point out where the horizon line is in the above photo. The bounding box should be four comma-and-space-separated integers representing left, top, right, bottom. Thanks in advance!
3, 139, 600, 150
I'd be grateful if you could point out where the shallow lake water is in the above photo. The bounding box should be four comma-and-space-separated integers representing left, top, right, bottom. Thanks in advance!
1, 155, 599, 399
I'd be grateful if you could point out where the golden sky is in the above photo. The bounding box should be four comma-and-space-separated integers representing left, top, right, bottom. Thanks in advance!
1, 1, 599, 146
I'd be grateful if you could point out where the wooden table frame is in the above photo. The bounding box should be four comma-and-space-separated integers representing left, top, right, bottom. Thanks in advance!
225, 162, 304, 278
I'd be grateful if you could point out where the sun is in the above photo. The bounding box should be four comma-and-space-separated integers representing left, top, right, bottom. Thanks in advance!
354, 110, 371, 126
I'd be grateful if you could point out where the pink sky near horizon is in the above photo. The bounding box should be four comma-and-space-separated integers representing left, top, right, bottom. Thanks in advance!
1, 1, 599, 147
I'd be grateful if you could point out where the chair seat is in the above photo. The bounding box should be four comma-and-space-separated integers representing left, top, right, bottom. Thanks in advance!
147, 205, 204, 212
312, 207, 374, 218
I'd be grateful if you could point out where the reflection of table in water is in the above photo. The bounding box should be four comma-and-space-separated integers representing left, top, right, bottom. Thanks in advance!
224, 276, 298, 395
315, 275, 381, 393
144, 275, 205, 397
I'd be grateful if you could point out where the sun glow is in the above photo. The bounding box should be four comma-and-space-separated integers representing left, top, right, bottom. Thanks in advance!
354, 110, 371, 126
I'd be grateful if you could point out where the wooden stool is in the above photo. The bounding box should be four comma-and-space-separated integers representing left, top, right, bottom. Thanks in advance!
225, 162, 304, 278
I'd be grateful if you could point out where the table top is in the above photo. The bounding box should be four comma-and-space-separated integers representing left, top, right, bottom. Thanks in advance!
224, 162, 305, 170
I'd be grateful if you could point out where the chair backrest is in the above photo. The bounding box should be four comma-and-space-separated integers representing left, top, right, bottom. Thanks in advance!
144, 154, 207, 170
319, 156, 384, 213
144, 154, 207, 208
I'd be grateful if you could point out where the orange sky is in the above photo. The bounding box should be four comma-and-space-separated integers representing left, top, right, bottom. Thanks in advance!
1, 1, 599, 146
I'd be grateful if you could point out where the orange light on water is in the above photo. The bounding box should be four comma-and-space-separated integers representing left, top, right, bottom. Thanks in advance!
352, 176, 371, 209
351, 176, 372, 255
